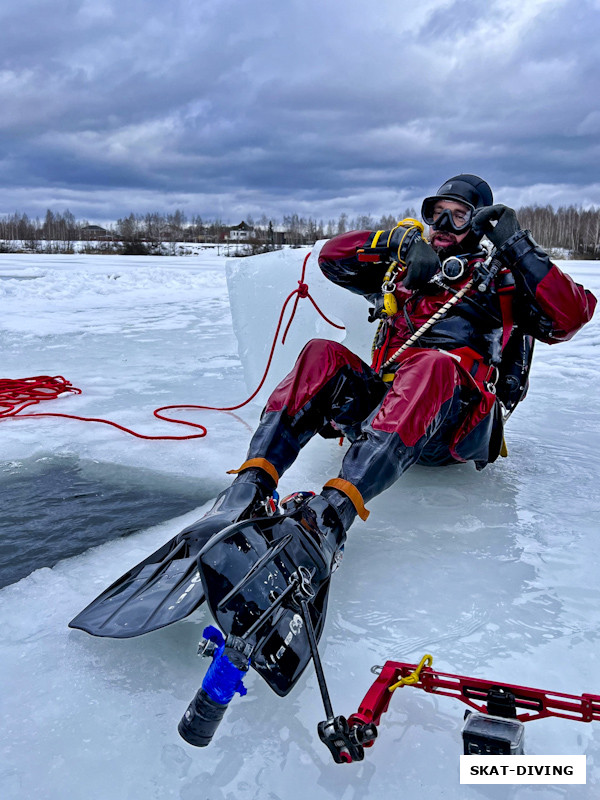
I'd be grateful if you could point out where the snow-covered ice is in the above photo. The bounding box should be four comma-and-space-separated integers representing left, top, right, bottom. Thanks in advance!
1, 248, 599, 799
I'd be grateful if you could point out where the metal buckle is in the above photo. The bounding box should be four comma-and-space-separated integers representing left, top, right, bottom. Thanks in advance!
484, 365, 500, 393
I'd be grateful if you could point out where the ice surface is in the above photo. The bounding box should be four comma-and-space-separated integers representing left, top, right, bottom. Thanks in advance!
0, 252, 253, 487
1, 251, 599, 799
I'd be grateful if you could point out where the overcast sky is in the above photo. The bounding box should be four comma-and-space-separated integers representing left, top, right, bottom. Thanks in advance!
1, 0, 599, 224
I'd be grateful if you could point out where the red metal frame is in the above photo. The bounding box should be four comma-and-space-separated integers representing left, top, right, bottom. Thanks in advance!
347, 660, 600, 747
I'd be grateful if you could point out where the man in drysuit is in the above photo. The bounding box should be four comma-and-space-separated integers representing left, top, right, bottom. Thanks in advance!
198, 174, 595, 572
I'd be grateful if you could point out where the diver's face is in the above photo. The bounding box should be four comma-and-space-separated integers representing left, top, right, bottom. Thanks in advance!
428, 200, 471, 252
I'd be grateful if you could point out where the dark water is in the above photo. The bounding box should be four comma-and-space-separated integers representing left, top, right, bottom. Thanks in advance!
0, 456, 220, 588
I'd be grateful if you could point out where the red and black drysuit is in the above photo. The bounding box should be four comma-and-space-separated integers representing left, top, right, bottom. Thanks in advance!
236, 229, 596, 524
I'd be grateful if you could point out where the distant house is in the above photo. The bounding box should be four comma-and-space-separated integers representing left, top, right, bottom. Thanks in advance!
228, 221, 254, 241
270, 225, 286, 246
81, 224, 112, 241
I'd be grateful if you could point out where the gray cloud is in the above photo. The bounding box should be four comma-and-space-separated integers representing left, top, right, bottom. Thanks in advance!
1, 0, 599, 222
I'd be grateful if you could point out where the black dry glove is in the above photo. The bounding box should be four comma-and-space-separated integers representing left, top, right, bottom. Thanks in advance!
471, 204, 521, 249
402, 237, 441, 290
357, 221, 439, 289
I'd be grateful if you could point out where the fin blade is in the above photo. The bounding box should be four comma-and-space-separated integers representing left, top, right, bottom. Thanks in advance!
69, 534, 206, 637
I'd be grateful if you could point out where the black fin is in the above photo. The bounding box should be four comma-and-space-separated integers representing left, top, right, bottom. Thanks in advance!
69, 516, 235, 638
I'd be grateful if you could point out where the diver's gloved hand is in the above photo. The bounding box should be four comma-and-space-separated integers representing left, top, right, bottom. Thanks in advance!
359, 221, 428, 270
402, 237, 441, 290
471, 204, 521, 249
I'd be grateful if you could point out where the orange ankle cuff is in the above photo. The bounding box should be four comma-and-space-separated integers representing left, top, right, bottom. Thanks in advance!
227, 458, 279, 487
323, 478, 370, 521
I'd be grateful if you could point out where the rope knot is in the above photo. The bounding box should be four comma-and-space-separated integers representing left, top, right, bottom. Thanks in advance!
297, 281, 309, 298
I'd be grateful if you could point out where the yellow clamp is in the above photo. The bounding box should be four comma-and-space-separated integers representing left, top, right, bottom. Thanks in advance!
382, 261, 400, 316
381, 259, 409, 317
388, 654, 433, 693
383, 293, 398, 316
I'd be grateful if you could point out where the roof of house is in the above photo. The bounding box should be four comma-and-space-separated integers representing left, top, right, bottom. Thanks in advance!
229, 221, 253, 231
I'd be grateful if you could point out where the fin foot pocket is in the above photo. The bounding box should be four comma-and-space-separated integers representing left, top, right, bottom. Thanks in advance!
197, 508, 337, 696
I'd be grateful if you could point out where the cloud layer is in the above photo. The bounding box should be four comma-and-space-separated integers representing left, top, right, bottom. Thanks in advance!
1, 0, 599, 222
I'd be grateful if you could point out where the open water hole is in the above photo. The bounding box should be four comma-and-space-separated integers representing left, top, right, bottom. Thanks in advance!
0, 455, 219, 588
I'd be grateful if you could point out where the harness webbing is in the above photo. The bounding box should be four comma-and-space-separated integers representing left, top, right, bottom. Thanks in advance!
381, 278, 475, 370
374, 262, 516, 376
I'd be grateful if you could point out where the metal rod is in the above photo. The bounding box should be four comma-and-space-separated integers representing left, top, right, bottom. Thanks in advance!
299, 597, 334, 721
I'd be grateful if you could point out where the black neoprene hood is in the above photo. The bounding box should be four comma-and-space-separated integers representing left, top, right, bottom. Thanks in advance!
424, 174, 493, 212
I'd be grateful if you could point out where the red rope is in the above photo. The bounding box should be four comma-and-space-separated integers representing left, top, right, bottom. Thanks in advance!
0, 375, 82, 416
1, 252, 345, 441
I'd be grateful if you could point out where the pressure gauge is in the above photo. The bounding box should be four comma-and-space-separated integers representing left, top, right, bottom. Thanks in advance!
441, 255, 467, 281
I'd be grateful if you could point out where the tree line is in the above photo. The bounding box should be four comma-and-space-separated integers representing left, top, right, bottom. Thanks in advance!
1, 205, 599, 257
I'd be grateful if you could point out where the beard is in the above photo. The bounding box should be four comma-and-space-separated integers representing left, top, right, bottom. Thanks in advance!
429, 228, 480, 258
429, 230, 460, 251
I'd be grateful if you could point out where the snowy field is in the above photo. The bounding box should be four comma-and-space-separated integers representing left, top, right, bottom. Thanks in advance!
1, 248, 599, 799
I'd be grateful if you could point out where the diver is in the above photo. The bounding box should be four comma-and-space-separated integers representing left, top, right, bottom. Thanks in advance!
196, 174, 596, 575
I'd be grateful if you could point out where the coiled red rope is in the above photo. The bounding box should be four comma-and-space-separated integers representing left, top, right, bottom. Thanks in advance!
0, 375, 82, 416
1, 252, 344, 440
